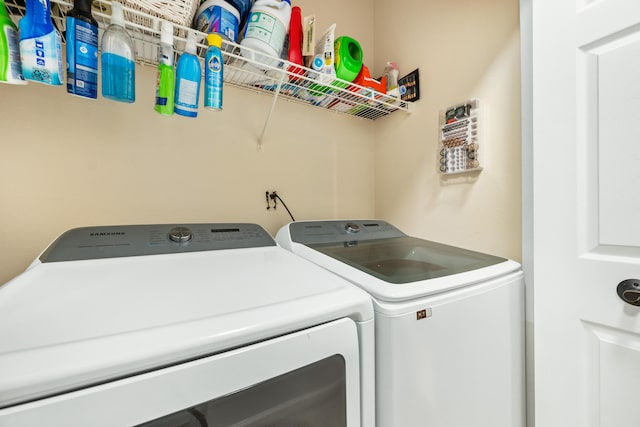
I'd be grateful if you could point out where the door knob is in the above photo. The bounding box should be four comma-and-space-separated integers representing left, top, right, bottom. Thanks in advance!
617, 279, 640, 306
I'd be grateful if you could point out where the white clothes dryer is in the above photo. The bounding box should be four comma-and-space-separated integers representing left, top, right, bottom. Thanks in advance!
276, 220, 525, 427
0, 223, 375, 427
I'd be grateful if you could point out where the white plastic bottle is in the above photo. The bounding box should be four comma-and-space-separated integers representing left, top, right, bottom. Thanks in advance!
240, 0, 290, 67
384, 61, 399, 97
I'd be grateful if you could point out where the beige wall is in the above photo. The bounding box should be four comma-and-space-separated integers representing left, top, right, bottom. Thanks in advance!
373, 0, 522, 262
0, 0, 376, 284
0, 0, 522, 284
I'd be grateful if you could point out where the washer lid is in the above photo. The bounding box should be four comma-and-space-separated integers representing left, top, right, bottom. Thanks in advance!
278, 220, 521, 301
287, 220, 506, 284
307, 236, 506, 284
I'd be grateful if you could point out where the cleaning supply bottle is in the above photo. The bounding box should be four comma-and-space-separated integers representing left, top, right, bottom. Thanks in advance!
101, 1, 135, 103
174, 31, 201, 118
154, 20, 174, 115
286, 5, 303, 79
18, 0, 63, 85
384, 61, 399, 97
240, 0, 291, 66
0, 0, 26, 85
204, 33, 223, 111
65, 0, 98, 98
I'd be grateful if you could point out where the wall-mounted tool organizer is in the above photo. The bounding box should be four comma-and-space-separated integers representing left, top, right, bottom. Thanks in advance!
438, 99, 481, 174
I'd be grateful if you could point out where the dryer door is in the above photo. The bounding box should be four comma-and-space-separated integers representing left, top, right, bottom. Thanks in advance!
0, 318, 361, 427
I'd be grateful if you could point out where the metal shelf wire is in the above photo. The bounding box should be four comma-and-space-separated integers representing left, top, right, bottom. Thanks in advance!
7, 0, 410, 125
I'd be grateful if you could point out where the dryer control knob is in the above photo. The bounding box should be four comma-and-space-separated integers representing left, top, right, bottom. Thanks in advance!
169, 226, 193, 243
345, 223, 360, 233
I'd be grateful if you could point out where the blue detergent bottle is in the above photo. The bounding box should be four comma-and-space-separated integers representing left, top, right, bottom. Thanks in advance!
66, 0, 99, 98
18, 0, 63, 85
101, 1, 135, 102
174, 31, 201, 118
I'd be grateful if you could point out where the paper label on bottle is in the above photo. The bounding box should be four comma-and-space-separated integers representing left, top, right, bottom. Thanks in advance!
204, 52, 223, 109
19, 29, 63, 85
244, 11, 286, 53
1, 25, 25, 83
195, 5, 239, 41
175, 78, 199, 116
66, 17, 98, 98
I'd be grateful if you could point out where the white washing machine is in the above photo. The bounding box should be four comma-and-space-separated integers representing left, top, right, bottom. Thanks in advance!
276, 220, 525, 427
0, 223, 375, 427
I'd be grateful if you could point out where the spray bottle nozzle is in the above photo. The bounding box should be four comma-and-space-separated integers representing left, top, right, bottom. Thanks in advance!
160, 20, 174, 46
110, 1, 125, 27
185, 31, 197, 55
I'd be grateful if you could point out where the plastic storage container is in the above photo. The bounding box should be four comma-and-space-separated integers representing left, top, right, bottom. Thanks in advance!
101, 1, 135, 102
334, 36, 362, 82
193, 0, 240, 42
240, 0, 290, 66
18, 0, 63, 85
225, 0, 253, 27
0, 0, 25, 84
66, 0, 99, 98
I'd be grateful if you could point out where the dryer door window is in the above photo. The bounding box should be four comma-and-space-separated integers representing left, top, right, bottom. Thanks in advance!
138, 354, 346, 427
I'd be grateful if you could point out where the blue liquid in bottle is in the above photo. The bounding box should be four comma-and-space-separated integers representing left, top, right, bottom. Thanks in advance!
101, 52, 134, 102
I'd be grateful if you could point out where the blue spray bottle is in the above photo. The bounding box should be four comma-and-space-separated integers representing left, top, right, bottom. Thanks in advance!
18, 0, 63, 85
204, 33, 223, 111
174, 31, 201, 118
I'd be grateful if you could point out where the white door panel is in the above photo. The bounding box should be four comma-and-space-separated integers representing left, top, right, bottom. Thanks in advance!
530, 0, 640, 425
597, 40, 640, 247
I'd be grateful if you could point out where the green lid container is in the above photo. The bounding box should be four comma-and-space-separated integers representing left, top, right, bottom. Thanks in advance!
334, 36, 363, 82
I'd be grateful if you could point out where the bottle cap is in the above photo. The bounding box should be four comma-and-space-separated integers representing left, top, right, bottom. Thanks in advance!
110, 1, 125, 27
185, 31, 197, 54
160, 21, 174, 45
207, 33, 222, 48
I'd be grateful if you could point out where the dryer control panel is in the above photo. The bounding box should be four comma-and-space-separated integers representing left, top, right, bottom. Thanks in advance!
289, 220, 405, 245
39, 223, 276, 262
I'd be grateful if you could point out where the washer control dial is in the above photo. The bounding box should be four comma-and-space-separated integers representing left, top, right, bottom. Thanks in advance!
345, 223, 360, 234
168, 226, 193, 243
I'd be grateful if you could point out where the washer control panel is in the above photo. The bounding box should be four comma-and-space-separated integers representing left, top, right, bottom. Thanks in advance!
40, 223, 276, 262
290, 220, 405, 245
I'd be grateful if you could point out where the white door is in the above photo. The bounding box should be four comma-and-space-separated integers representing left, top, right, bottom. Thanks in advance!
529, 0, 640, 426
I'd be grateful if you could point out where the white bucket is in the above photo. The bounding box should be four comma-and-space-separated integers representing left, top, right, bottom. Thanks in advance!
240, 0, 291, 66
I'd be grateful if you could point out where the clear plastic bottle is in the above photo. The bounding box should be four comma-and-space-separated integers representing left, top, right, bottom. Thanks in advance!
0, 0, 26, 84
18, 0, 63, 85
101, 1, 135, 103
66, 0, 99, 98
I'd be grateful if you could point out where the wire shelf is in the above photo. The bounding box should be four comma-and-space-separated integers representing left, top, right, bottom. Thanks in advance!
6, 0, 410, 121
